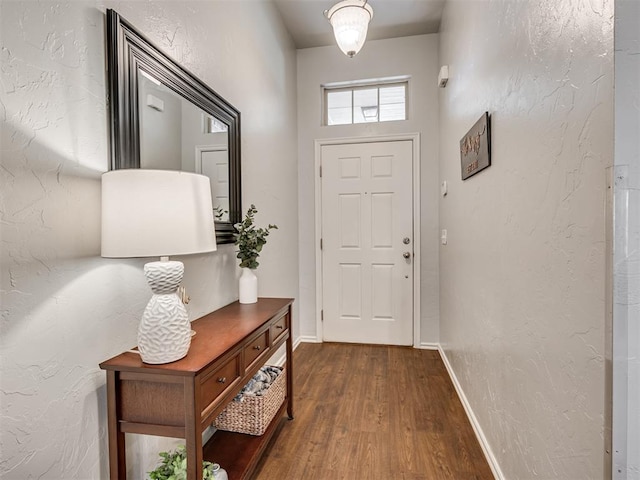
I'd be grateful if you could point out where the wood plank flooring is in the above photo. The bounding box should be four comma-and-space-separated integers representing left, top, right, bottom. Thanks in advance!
253, 343, 493, 480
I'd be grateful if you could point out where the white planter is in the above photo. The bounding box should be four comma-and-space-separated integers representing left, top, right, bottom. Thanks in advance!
239, 267, 258, 304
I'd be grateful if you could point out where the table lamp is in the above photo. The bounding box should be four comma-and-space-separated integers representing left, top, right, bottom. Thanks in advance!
101, 169, 217, 364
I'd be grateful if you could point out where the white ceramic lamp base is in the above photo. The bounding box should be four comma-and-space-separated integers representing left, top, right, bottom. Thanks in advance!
239, 267, 258, 304
138, 260, 191, 364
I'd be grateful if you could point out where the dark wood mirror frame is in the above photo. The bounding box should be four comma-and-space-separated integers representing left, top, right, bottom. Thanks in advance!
105, 9, 241, 244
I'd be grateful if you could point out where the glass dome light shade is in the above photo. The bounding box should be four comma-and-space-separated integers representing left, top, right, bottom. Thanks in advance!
326, 0, 374, 58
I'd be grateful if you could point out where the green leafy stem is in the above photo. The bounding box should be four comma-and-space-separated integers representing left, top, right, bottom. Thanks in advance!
234, 204, 277, 270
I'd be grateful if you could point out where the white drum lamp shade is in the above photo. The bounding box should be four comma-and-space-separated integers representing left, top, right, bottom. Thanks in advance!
101, 169, 216, 258
101, 169, 216, 364
326, 0, 374, 58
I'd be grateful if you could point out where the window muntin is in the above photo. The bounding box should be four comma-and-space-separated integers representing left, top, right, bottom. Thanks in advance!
325, 81, 407, 126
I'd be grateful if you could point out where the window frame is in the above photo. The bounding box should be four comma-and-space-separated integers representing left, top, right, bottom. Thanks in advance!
323, 79, 409, 126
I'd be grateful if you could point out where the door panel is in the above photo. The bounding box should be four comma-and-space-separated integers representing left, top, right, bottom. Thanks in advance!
321, 140, 413, 345
195, 145, 229, 221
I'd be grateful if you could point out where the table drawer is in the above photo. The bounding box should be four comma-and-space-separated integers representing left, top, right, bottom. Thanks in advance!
270, 313, 288, 345
200, 354, 241, 410
244, 330, 269, 370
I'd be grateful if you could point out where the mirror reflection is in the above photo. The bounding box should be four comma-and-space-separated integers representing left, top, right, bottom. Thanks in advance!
106, 9, 241, 243
138, 70, 230, 223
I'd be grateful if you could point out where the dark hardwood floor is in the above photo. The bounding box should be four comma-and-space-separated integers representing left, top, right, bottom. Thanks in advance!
253, 343, 494, 480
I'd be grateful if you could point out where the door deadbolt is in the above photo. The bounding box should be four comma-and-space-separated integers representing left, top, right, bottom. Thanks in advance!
403, 237, 411, 245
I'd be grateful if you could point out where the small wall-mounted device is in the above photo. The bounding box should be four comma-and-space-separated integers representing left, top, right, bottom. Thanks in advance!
146, 94, 164, 112
440, 180, 448, 196
204, 114, 228, 134
438, 65, 449, 88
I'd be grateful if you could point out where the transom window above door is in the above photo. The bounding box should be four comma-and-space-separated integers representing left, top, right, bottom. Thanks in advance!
323, 79, 408, 126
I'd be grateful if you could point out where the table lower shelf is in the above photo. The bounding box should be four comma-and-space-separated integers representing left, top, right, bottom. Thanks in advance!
203, 401, 289, 479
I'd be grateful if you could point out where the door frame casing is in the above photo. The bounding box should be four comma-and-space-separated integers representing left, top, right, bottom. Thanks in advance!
314, 133, 422, 347
194, 144, 229, 173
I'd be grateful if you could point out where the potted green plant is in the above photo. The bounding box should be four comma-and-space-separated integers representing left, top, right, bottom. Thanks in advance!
148, 445, 227, 480
234, 204, 277, 304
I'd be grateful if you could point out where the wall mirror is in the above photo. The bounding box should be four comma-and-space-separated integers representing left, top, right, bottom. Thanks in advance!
106, 9, 241, 243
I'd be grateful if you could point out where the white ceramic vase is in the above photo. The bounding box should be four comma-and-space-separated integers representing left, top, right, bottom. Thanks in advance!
239, 267, 258, 304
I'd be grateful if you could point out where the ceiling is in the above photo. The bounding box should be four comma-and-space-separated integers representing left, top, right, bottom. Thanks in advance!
273, 0, 446, 49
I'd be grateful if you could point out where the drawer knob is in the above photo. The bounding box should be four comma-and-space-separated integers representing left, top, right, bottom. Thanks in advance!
253, 345, 261, 351
276, 325, 284, 330
217, 377, 226, 383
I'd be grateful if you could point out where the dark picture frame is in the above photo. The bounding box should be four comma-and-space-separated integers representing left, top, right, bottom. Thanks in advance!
105, 9, 241, 244
460, 112, 491, 180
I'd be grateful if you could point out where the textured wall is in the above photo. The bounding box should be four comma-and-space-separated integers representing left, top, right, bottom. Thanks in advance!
296, 35, 441, 345
0, 1, 297, 478
438, 0, 613, 478
613, 0, 640, 477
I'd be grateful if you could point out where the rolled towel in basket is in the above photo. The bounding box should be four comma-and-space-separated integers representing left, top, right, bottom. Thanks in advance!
233, 366, 283, 402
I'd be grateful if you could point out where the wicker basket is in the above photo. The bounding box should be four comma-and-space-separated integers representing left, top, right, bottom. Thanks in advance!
213, 367, 286, 436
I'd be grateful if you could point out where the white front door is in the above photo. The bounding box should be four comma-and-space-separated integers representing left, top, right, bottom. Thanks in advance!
321, 140, 414, 345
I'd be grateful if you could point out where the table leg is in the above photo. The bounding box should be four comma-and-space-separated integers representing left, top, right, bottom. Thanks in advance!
106, 371, 126, 480
184, 379, 203, 480
286, 306, 294, 420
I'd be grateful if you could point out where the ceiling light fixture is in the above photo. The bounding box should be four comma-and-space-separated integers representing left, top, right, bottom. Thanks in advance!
325, 0, 374, 58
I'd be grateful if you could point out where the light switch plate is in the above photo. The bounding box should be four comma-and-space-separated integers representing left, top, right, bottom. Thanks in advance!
441, 229, 448, 245
441, 180, 448, 197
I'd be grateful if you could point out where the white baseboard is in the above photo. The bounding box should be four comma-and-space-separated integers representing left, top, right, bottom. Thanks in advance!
299, 335, 321, 343
416, 342, 439, 350
270, 336, 303, 367
437, 346, 504, 480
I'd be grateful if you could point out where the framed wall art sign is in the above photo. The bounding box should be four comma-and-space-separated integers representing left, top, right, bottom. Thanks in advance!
460, 112, 491, 180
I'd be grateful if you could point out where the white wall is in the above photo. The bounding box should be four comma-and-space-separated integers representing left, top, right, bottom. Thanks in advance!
139, 77, 183, 170
297, 34, 440, 345
0, 1, 298, 478
613, 1, 640, 477
438, 0, 613, 479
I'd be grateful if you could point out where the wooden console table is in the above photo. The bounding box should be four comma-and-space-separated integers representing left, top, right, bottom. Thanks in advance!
100, 298, 294, 480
